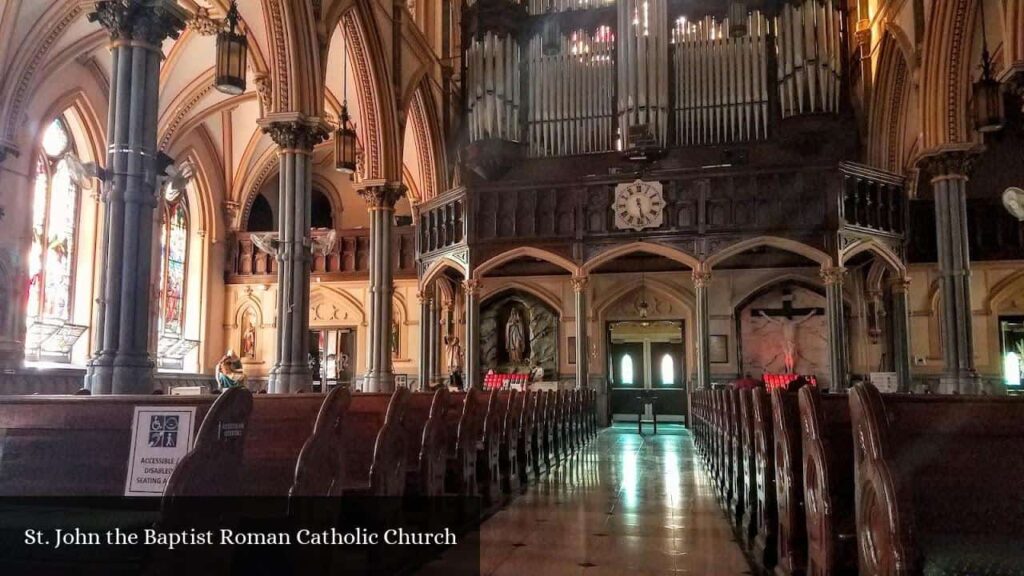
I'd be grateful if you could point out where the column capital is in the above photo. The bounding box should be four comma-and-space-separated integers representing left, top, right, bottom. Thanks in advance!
88, 0, 188, 46
917, 145, 985, 182
463, 278, 482, 296
571, 276, 589, 293
258, 113, 331, 152
416, 290, 434, 305
359, 182, 405, 210
889, 276, 912, 294
692, 270, 712, 288
819, 266, 847, 286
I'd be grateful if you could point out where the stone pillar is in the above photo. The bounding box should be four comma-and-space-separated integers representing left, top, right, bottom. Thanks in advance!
360, 183, 405, 392
920, 149, 980, 392
463, 278, 482, 389
85, 0, 187, 394
890, 276, 913, 392
258, 115, 330, 393
693, 269, 712, 390
429, 294, 441, 386
572, 276, 589, 388
821, 266, 848, 390
418, 288, 432, 389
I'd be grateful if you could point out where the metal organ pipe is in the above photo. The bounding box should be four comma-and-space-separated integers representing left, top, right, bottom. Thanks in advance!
466, 32, 521, 143
618, 0, 669, 148
672, 12, 769, 145
776, 0, 842, 118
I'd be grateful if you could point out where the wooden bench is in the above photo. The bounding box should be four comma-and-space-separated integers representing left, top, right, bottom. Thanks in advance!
341, 388, 410, 496
751, 387, 778, 570
739, 390, 759, 547
849, 384, 1024, 576
402, 388, 450, 496
289, 386, 353, 497
517, 390, 537, 484
727, 389, 746, 525
797, 386, 857, 576
534, 390, 553, 474
476, 390, 505, 503
496, 390, 523, 494
771, 389, 807, 576
444, 389, 485, 496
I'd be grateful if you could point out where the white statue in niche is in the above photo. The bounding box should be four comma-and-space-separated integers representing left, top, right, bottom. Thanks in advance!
758, 310, 818, 374
505, 308, 526, 364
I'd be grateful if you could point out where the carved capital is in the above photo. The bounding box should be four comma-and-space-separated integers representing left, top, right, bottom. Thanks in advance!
222, 201, 241, 230
889, 276, 912, 294
692, 270, 713, 288
463, 279, 482, 297
88, 0, 188, 46
258, 115, 330, 152
359, 183, 405, 210
187, 7, 221, 35
819, 266, 847, 286
916, 146, 984, 182
571, 276, 589, 294
253, 75, 272, 112
416, 290, 434, 305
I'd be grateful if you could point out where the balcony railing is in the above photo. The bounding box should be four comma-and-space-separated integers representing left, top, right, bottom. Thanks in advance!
417, 187, 467, 257
838, 162, 907, 237
227, 227, 417, 282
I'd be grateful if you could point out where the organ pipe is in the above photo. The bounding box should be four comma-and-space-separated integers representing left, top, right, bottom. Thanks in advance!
526, 27, 615, 156
776, 0, 843, 118
528, 0, 615, 16
672, 11, 769, 145
618, 0, 670, 149
466, 32, 521, 143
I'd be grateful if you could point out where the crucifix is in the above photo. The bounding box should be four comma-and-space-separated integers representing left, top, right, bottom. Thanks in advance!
750, 288, 825, 374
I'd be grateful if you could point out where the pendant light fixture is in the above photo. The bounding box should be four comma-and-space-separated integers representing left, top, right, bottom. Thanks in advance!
728, 1, 748, 38
335, 33, 358, 174
214, 0, 247, 95
973, 0, 1005, 133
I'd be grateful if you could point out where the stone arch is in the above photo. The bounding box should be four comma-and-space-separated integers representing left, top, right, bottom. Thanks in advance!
1003, 0, 1024, 76
920, 0, 978, 148
868, 30, 914, 173
706, 236, 832, 269
730, 273, 838, 312
406, 83, 445, 202
594, 276, 696, 318
264, 0, 323, 116
311, 173, 344, 227
474, 247, 580, 279
480, 281, 565, 319
420, 257, 468, 289
839, 239, 908, 278
985, 269, 1024, 314
311, 285, 368, 326
583, 241, 701, 274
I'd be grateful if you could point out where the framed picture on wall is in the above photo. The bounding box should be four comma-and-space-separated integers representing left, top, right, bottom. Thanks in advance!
709, 335, 729, 364
568, 337, 577, 365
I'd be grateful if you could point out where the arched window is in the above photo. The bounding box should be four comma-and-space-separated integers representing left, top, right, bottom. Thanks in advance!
27, 117, 79, 325
311, 188, 334, 229
621, 353, 635, 385
660, 354, 675, 385
159, 199, 189, 336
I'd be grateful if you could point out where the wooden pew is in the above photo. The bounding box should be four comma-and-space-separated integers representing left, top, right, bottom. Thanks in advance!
751, 387, 778, 570
477, 390, 504, 502
496, 390, 523, 494
727, 389, 745, 525
739, 390, 758, 547
517, 390, 537, 484
534, 390, 553, 474
289, 386, 353, 497
444, 388, 485, 495
797, 386, 857, 576
401, 388, 450, 496
771, 389, 807, 576
341, 388, 410, 496
849, 384, 1024, 576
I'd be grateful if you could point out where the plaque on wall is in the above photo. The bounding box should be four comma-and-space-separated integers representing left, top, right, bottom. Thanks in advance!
709, 335, 729, 364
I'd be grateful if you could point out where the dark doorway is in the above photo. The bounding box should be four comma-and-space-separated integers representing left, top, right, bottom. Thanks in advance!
247, 193, 275, 231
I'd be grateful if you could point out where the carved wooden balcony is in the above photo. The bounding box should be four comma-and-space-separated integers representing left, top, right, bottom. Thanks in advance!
227, 227, 417, 283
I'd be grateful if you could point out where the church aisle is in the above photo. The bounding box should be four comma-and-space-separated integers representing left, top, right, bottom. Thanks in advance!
471, 425, 751, 575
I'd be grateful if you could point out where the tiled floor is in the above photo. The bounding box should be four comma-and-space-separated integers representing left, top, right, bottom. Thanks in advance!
424, 424, 752, 575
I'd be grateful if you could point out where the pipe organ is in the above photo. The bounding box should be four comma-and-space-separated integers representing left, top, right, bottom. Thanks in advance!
526, 27, 616, 156
672, 12, 770, 145
776, 0, 843, 118
461, 0, 848, 160
466, 32, 521, 142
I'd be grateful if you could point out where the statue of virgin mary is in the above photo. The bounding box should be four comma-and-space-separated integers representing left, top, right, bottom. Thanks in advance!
505, 308, 526, 364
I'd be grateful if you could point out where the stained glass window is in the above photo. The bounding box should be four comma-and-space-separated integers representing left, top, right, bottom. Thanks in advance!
660, 353, 675, 385
28, 118, 78, 325
159, 200, 188, 336
621, 353, 635, 385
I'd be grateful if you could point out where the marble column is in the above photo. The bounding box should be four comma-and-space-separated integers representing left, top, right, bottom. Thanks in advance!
890, 276, 913, 392
693, 269, 712, 390
360, 183, 405, 392
418, 289, 432, 389
572, 276, 589, 388
920, 149, 980, 392
258, 115, 329, 393
463, 278, 482, 389
821, 266, 849, 390
85, 0, 187, 394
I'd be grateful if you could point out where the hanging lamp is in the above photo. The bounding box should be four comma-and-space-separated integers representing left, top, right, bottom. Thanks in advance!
335, 34, 358, 174
214, 0, 247, 95
973, 0, 1005, 133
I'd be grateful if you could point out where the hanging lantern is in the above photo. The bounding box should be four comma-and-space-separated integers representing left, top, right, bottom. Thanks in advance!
215, 1, 247, 95
335, 104, 357, 174
728, 1, 748, 38
973, 1, 1005, 133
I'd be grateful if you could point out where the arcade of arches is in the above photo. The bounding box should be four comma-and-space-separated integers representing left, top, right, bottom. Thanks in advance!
1, 1, 1024, 574
0, 0, 1023, 402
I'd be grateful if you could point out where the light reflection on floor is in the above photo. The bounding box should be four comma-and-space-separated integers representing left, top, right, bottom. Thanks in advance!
421, 424, 752, 575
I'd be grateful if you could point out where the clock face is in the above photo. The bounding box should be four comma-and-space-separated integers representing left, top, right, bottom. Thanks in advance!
613, 180, 665, 231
